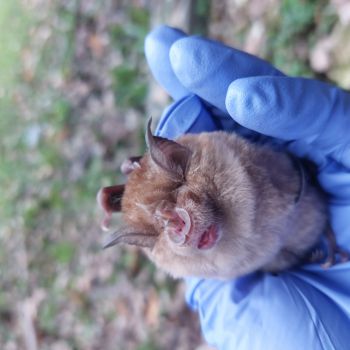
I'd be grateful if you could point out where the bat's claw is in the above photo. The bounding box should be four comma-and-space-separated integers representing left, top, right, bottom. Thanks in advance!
308, 249, 325, 263
319, 225, 349, 268
308, 248, 334, 269
320, 247, 349, 269
320, 257, 334, 269
308, 226, 349, 269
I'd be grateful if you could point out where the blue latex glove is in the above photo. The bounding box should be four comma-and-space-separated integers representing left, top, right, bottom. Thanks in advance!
145, 25, 350, 350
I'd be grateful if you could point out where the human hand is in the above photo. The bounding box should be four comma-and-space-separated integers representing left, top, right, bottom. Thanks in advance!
145, 25, 350, 349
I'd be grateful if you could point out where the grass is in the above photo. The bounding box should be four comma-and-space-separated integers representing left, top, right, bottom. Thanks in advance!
0, 1, 33, 222
266, 0, 337, 76
0, 2, 74, 227
0, 2, 31, 88
0, 1, 112, 228
0, 1, 154, 347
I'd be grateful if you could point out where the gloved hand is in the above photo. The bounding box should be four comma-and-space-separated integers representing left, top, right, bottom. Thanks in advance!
145, 25, 350, 350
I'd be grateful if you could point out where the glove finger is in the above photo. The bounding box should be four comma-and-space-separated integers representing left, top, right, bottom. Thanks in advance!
226, 76, 350, 169
169, 36, 283, 112
185, 273, 350, 350
155, 94, 273, 144
145, 25, 189, 100
318, 160, 350, 205
155, 94, 219, 139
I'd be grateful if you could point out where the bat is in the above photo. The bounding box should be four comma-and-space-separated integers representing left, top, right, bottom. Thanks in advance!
97, 119, 348, 279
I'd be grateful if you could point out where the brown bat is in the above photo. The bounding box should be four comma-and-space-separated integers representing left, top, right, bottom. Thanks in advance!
97, 119, 348, 279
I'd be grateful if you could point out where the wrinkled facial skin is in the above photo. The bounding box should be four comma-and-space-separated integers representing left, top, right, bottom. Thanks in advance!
120, 132, 253, 279
98, 124, 328, 279
126, 148, 224, 251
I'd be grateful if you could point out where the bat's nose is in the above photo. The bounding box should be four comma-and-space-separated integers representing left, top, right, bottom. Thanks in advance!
165, 208, 192, 245
154, 201, 192, 245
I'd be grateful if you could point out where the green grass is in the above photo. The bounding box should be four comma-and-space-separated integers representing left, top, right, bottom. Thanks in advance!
110, 6, 150, 110
190, 0, 211, 35
0, 1, 34, 225
0, 3, 153, 345
0, 1, 31, 88
266, 0, 337, 76
0, 2, 81, 229
0, 1, 151, 228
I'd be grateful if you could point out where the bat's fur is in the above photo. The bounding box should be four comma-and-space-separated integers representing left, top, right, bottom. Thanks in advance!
120, 131, 327, 279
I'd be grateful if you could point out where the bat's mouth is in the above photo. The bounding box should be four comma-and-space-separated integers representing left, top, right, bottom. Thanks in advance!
197, 224, 220, 250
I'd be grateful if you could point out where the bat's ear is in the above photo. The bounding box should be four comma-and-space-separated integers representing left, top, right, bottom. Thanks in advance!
103, 227, 157, 249
120, 156, 142, 175
146, 118, 192, 181
97, 185, 125, 213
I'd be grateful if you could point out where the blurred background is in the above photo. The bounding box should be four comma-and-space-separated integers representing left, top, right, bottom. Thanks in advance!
1, 0, 349, 349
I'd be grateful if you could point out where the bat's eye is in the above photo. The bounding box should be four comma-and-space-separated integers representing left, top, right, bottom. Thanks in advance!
171, 180, 187, 197
177, 180, 186, 189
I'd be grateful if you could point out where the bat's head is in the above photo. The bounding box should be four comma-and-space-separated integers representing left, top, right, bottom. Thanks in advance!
97, 119, 254, 278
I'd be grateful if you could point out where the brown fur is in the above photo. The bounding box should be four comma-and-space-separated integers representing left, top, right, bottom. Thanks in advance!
120, 131, 327, 279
